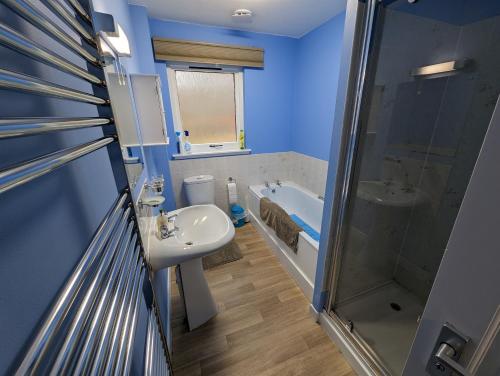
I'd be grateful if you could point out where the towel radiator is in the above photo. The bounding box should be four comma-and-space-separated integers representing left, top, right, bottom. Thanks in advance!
0, 0, 172, 374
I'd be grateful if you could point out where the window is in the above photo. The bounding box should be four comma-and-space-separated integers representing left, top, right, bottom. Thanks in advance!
167, 66, 245, 156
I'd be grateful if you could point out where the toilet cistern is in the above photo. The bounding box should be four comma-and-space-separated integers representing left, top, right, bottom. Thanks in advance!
184, 175, 215, 205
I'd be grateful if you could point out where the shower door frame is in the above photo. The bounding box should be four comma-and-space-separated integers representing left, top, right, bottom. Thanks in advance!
324, 0, 401, 374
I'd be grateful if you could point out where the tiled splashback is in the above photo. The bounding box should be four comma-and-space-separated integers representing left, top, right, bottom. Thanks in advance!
168, 151, 328, 213
290, 152, 329, 197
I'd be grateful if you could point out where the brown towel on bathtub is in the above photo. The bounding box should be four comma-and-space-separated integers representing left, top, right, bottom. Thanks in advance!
260, 197, 302, 252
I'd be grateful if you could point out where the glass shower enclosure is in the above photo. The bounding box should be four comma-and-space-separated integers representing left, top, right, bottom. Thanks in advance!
327, 0, 500, 374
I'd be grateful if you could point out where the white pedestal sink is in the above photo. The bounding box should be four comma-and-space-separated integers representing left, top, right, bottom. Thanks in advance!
142, 205, 235, 330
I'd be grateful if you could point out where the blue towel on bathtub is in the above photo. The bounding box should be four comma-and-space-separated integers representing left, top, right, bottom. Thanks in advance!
290, 214, 320, 242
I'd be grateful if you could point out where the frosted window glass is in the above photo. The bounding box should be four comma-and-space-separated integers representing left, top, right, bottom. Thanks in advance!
176, 71, 237, 144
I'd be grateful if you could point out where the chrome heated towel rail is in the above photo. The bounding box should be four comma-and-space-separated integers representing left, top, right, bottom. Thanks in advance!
0, 0, 171, 374
1, 0, 99, 63
0, 137, 115, 194
0, 117, 112, 138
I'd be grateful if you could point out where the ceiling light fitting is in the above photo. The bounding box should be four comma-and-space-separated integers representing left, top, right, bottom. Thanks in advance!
232, 9, 253, 18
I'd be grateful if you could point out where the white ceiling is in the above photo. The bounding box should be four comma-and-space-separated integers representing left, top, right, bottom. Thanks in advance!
128, 0, 347, 38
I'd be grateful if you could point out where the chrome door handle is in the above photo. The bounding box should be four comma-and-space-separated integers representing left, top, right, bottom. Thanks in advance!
435, 343, 472, 376
427, 323, 471, 376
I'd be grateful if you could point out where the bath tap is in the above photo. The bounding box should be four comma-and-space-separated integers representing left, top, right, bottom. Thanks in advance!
276, 180, 282, 187
265, 181, 277, 193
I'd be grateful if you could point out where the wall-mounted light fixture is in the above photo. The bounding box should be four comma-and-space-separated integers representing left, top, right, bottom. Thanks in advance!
99, 23, 131, 57
92, 13, 130, 86
411, 59, 472, 78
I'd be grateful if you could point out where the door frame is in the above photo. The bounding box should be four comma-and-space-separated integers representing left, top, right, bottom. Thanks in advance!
325, 0, 380, 315
319, 0, 500, 375
315, 0, 394, 373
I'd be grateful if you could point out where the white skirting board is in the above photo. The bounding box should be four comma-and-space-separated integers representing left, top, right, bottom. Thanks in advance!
249, 211, 314, 301
309, 303, 321, 323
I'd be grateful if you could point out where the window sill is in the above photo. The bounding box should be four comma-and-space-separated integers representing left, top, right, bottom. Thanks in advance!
172, 149, 252, 160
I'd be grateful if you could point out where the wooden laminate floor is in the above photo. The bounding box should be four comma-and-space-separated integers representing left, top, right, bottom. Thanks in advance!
171, 223, 356, 376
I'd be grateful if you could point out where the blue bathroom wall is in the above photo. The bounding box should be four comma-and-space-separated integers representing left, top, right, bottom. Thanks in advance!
138, 15, 346, 207
127, 5, 176, 213
0, 2, 120, 373
148, 19, 298, 157
148, 15, 345, 163
93, 2, 170, 205
127, 5, 175, 352
93, 0, 149, 199
128, 5, 156, 74
292, 13, 346, 161
0, 0, 155, 373
312, 1, 356, 311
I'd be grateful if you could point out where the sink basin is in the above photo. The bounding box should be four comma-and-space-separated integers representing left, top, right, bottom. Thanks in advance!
143, 204, 235, 271
143, 204, 235, 330
357, 180, 428, 207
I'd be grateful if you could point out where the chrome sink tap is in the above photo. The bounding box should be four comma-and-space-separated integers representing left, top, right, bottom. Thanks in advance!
167, 226, 179, 238
158, 213, 180, 239
161, 225, 179, 239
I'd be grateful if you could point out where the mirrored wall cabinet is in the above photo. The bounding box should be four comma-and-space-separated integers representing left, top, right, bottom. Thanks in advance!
108, 73, 169, 148
130, 74, 169, 146
104, 68, 146, 190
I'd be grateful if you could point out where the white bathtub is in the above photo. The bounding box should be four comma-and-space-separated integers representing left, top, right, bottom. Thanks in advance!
248, 181, 323, 300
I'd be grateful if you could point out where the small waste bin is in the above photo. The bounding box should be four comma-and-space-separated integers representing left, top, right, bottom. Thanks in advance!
231, 204, 248, 227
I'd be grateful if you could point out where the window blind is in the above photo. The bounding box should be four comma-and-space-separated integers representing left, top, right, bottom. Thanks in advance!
152, 37, 264, 68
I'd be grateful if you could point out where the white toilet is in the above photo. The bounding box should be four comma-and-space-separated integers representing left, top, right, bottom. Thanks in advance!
184, 175, 215, 205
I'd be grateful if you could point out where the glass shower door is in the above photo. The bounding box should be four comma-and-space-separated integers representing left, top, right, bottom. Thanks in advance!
328, 0, 500, 374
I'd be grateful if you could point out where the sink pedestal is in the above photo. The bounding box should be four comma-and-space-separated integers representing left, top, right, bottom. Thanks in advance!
144, 205, 235, 331
178, 258, 218, 331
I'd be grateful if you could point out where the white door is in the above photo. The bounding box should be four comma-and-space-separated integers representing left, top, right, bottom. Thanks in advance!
403, 98, 500, 375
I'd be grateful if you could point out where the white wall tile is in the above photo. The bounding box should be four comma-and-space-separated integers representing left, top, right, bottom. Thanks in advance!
169, 151, 329, 213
